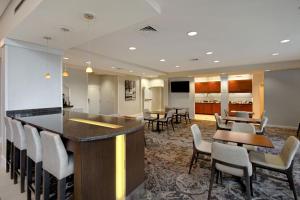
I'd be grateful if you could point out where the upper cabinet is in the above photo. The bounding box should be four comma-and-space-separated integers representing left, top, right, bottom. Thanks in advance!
195, 81, 221, 93
228, 79, 252, 93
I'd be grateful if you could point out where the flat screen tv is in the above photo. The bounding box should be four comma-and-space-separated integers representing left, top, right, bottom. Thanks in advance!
171, 81, 190, 93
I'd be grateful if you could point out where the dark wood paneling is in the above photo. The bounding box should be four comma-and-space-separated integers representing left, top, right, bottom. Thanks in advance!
229, 103, 253, 113
195, 81, 221, 93
228, 80, 252, 93
126, 130, 145, 194
195, 103, 221, 115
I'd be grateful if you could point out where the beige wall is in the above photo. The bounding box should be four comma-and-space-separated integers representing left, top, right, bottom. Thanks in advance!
252, 72, 264, 118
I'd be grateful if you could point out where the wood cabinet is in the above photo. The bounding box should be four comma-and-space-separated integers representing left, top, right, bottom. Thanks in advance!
195, 81, 221, 93
228, 80, 252, 93
195, 103, 221, 115
229, 103, 252, 112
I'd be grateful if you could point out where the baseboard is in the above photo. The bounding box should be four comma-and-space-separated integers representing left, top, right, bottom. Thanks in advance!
266, 124, 298, 130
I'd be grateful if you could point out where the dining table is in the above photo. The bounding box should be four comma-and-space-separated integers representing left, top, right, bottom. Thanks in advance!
148, 110, 166, 132
173, 107, 184, 124
223, 116, 261, 124
213, 130, 274, 148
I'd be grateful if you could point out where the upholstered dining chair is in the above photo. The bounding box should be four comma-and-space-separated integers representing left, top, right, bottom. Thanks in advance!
143, 109, 157, 130
256, 116, 268, 135
208, 142, 253, 200
157, 110, 175, 132
235, 111, 250, 118
214, 113, 231, 131
188, 124, 211, 174
231, 122, 257, 151
249, 136, 299, 200
178, 108, 191, 124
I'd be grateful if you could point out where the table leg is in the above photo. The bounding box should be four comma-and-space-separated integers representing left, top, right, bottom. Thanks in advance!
175, 109, 180, 124
156, 114, 160, 132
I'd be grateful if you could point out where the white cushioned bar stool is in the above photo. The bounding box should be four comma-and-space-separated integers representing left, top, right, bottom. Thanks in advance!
11, 119, 27, 193
188, 124, 211, 174
24, 125, 42, 200
40, 131, 74, 200
4, 116, 14, 179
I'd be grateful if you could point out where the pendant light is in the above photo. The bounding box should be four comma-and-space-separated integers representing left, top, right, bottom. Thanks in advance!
43, 36, 52, 79
61, 27, 70, 77
84, 13, 95, 73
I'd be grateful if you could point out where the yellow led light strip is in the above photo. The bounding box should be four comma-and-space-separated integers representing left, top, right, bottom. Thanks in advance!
69, 118, 123, 129
116, 135, 126, 200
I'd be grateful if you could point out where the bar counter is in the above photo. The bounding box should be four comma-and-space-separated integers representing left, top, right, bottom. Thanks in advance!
16, 111, 145, 200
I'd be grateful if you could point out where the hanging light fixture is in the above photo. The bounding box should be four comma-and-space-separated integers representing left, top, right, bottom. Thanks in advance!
61, 27, 70, 77
84, 13, 95, 73
43, 36, 52, 79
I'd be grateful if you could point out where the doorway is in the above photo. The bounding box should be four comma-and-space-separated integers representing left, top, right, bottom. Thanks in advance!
88, 85, 101, 115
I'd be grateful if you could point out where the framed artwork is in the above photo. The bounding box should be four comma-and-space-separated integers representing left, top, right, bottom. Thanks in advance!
125, 80, 136, 101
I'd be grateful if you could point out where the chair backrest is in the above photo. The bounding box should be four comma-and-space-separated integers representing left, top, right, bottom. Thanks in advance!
143, 109, 151, 118
235, 111, 249, 118
214, 113, 222, 126
40, 131, 69, 179
4, 116, 13, 142
224, 109, 229, 117
212, 142, 252, 176
259, 116, 268, 132
165, 106, 173, 112
24, 125, 42, 163
178, 108, 187, 114
191, 124, 202, 147
11, 120, 26, 150
166, 110, 175, 118
231, 122, 255, 134
280, 136, 300, 169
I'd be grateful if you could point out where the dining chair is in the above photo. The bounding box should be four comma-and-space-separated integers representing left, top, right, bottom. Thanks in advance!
208, 142, 253, 200
235, 111, 250, 118
231, 122, 257, 151
4, 116, 14, 179
214, 113, 231, 131
249, 136, 299, 200
178, 108, 191, 124
143, 109, 156, 130
256, 116, 268, 135
11, 119, 27, 193
157, 110, 175, 132
188, 124, 211, 174
224, 109, 229, 117
41, 131, 74, 200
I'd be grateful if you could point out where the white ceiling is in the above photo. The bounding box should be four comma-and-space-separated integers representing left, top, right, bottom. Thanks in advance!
0, 0, 11, 17
6, 0, 300, 76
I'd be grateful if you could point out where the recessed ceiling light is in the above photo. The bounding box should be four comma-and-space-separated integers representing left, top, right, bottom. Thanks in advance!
213, 60, 220, 63
272, 53, 279, 56
63, 57, 69, 60
129, 70, 133, 72
129, 47, 136, 51
142, 72, 145, 75
265, 70, 271, 72
86, 61, 91, 64
206, 52, 213, 55
187, 31, 198, 36
280, 39, 290, 44
175, 65, 181, 68
160, 59, 166, 62
111, 66, 116, 69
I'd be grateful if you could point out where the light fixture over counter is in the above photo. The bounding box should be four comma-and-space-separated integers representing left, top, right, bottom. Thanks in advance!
84, 13, 95, 73
43, 36, 52, 79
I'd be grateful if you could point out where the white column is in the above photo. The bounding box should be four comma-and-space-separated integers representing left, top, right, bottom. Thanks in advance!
220, 75, 229, 117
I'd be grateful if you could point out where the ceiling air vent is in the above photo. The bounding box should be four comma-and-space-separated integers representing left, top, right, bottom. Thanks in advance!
139, 26, 157, 32
14, 0, 26, 14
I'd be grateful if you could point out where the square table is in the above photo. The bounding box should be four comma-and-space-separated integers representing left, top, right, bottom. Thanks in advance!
223, 116, 261, 124
213, 130, 274, 148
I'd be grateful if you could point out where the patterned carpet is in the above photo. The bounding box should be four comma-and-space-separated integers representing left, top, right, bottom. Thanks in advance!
141, 120, 300, 200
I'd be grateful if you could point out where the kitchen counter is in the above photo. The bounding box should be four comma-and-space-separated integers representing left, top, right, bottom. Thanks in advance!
195, 102, 221, 115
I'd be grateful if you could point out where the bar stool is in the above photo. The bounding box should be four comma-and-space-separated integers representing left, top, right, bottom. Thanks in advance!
11, 119, 27, 193
24, 125, 42, 200
40, 131, 74, 200
4, 116, 14, 179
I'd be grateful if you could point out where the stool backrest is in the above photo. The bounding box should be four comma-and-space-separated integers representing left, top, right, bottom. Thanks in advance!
40, 131, 68, 179
24, 125, 42, 163
11, 120, 26, 150
4, 116, 13, 142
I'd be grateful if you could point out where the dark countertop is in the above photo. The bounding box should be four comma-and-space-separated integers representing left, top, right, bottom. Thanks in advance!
16, 111, 144, 142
